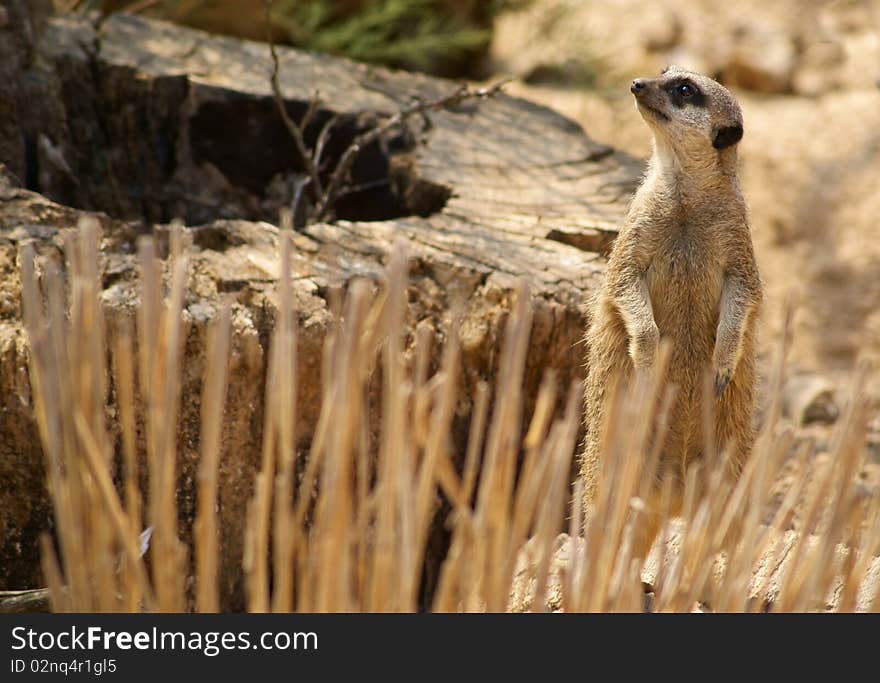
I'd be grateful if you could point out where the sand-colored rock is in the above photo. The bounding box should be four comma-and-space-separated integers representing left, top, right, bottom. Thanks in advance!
784, 374, 839, 425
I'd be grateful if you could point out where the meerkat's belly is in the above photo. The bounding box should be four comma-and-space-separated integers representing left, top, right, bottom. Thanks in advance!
644, 237, 725, 465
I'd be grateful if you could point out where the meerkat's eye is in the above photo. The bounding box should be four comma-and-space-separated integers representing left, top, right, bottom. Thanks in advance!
676, 83, 695, 98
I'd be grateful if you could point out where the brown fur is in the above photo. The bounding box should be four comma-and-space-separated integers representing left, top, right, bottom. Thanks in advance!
579, 67, 762, 551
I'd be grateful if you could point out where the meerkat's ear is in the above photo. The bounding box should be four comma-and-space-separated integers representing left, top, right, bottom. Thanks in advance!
713, 124, 743, 149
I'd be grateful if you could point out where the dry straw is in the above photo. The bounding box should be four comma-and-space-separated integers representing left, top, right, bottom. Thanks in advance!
19, 216, 880, 613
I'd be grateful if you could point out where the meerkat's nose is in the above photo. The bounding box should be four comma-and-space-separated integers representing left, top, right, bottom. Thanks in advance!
631, 79, 647, 94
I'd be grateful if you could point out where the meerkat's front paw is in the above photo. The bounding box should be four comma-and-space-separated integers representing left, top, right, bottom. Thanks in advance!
629, 323, 660, 369
714, 368, 732, 397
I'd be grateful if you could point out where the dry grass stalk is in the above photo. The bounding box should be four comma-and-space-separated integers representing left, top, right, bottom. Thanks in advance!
21, 220, 879, 613
194, 303, 231, 613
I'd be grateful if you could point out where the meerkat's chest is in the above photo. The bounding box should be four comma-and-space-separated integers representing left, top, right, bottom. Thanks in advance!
645, 224, 724, 323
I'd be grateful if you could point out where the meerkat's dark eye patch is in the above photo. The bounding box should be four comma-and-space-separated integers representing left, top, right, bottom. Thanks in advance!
666, 80, 706, 108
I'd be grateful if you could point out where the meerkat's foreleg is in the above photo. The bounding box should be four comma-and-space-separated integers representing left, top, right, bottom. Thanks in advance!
712, 275, 756, 395
611, 271, 659, 369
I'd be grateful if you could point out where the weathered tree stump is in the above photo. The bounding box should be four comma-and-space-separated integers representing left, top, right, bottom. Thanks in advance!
0, 1, 640, 607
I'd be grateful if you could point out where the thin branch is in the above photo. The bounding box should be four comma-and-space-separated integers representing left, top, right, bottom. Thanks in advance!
119, 0, 165, 14
263, 0, 511, 225
300, 92, 323, 133
264, 0, 324, 203
316, 78, 512, 220
313, 114, 342, 172
290, 176, 312, 229
336, 177, 391, 198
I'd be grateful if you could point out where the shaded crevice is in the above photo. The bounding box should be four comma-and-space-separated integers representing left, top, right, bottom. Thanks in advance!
187, 95, 451, 224
22, 131, 39, 192
34, 59, 451, 227
546, 227, 617, 255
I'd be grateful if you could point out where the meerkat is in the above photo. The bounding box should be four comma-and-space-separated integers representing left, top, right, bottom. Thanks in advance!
579, 66, 762, 553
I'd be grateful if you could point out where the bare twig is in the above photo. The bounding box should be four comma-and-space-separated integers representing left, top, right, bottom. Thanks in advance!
300, 93, 322, 132
119, 0, 165, 14
290, 176, 312, 229
264, 0, 324, 206
316, 78, 512, 220
262, 0, 510, 226
313, 114, 342, 173
335, 178, 391, 199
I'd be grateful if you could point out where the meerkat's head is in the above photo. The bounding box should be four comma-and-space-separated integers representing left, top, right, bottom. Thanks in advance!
630, 66, 743, 162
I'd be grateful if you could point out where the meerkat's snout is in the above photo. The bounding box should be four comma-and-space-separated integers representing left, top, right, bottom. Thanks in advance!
629, 76, 674, 124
